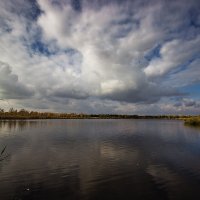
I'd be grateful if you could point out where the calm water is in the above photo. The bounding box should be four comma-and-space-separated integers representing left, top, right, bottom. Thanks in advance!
0, 119, 200, 200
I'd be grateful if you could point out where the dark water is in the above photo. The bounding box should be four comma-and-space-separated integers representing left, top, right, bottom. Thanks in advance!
0, 119, 200, 200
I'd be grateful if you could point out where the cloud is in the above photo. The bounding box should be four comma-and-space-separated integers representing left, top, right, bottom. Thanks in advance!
49, 87, 89, 99
0, 0, 199, 113
165, 59, 200, 87
36, 0, 185, 103
0, 62, 34, 99
144, 37, 200, 77
174, 98, 200, 108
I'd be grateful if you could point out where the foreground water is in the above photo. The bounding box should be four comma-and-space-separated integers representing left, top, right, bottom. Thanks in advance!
0, 119, 200, 200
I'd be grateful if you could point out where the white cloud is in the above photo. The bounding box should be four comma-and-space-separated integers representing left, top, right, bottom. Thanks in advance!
36, 0, 180, 103
144, 37, 200, 77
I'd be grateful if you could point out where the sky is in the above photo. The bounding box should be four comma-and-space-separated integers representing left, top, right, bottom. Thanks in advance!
0, 0, 200, 115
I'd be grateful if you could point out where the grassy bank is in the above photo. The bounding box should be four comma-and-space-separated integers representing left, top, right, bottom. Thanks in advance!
184, 117, 200, 127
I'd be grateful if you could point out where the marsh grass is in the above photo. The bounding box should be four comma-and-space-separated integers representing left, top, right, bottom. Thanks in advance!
184, 117, 200, 127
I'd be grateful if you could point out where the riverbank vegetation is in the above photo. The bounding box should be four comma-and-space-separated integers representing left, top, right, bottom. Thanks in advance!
184, 117, 200, 127
0, 108, 199, 121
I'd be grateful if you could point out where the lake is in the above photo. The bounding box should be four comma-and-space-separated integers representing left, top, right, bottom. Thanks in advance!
0, 119, 200, 200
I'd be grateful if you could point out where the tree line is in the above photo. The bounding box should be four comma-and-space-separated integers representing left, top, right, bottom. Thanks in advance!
0, 108, 198, 120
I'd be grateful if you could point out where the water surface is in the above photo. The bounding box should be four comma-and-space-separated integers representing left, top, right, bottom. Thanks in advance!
0, 119, 200, 200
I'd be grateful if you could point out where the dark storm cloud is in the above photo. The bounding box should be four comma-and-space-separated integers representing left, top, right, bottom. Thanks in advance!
101, 84, 183, 104
50, 87, 89, 99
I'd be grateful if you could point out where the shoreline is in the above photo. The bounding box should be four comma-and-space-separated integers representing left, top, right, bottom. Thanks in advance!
0, 115, 199, 120
0, 110, 199, 126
